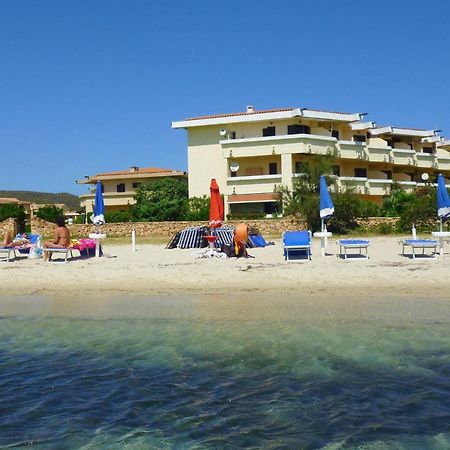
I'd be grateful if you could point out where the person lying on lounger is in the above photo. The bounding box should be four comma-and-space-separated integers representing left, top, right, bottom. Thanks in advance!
1, 231, 30, 247
43, 216, 70, 261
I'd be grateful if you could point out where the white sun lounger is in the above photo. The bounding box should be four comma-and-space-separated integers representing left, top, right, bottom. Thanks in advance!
337, 239, 370, 259
0, 247, 18, 262
401, 239, 438, 259
45, 247, 74, 263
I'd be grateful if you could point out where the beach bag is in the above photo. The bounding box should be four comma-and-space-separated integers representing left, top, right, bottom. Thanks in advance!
28, 237, 43, 259
221, 241, 246, 258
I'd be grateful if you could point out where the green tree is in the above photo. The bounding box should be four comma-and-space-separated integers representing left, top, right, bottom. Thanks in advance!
132, 178, 188, 221
35, 205, 64, 223
105, 210, 133, 223
184, 195, 210, 221
382, 183, 416, 217
397, 185, 437, 232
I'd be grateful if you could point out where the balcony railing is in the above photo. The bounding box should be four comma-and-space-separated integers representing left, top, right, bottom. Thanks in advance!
220, 132, 450, 172
227, 174, 282, 182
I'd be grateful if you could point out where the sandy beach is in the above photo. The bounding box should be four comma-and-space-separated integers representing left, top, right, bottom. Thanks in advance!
0, 236, 448, 300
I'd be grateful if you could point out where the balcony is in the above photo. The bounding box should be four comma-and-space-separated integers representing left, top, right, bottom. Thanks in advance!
392, 148, 415, 166
221, 133, 336, 158
367, 146, 393, 163
226, 174, 281, 195
397, 180, 417, 193
337, 177, 368, 194
336, 141, 368, 160
367, 178, 393, 196
436, 154, 450, 171
415, 152, 435, 169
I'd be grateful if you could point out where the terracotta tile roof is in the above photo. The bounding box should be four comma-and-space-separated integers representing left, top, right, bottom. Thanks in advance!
185, 107, 358, 121
95, 167, 181, 177
185, 108, 295, 121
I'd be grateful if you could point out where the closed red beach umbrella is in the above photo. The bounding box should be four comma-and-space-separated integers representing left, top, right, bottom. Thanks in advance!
209, 178, 224, 228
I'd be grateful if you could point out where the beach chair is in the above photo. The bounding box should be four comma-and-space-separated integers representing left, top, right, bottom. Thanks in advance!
45, 247, 75, 263
283, 231, 312, 261
0, 247, 18, 262
0, 234, 42, 262
400, 239, 438, 259
337, 239, 370, 259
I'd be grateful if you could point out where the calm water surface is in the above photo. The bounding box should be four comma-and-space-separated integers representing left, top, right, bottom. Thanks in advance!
0, 294, 450, 449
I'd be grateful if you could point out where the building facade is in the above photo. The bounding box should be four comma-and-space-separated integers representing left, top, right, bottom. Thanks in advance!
172, 106, 450, 217
77, 166, 188, 215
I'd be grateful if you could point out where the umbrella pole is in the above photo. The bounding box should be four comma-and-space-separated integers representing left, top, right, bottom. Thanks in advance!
440, 219, 443, 233
321, 219, 324, 233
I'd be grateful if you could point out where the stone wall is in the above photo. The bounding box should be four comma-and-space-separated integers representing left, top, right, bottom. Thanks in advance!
356, 217, 399, 229
0, 218, 18, 236
30, 216, 401, 238
31, 216, 307, 238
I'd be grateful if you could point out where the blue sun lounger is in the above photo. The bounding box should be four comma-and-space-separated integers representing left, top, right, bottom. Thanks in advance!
337, 239, 370, 259
283, 231, 312, 261
401, 239, 438, 259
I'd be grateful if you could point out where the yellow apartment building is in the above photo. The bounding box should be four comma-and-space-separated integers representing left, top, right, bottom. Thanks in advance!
77, 166, 188, 215
172, 106, 450, 217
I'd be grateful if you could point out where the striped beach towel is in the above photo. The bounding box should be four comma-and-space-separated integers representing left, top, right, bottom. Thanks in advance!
177, 227, 207, 249
212, 227, 235, 248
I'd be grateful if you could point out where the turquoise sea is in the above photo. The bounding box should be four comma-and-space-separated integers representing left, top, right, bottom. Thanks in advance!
1, 294, 450, 449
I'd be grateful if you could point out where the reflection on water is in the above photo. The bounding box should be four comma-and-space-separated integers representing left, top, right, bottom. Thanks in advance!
0, 295, 450, 449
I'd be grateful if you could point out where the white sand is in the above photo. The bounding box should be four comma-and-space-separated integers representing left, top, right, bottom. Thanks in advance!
0, 236, 448, 300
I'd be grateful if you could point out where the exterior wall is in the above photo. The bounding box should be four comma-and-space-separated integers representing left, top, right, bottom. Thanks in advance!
182, 114, 450, 215
80, 175, 187, 214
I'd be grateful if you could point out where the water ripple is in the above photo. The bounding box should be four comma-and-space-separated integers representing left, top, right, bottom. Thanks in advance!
0, 315, 450, 448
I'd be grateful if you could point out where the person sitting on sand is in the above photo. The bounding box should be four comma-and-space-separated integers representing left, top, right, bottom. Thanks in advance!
1, 231, 30, 247
43, 216, 70, 261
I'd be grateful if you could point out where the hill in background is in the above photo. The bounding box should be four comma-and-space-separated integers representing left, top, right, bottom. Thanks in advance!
0, 191, 81, 211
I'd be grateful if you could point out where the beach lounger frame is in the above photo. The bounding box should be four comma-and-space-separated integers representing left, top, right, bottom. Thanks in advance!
401, 239, 438, 259
45, 247, 74, 263
337, 239, 370, 259
0, 247, 18, 262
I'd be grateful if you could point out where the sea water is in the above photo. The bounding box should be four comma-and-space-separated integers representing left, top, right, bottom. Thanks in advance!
1, 294, 450, 449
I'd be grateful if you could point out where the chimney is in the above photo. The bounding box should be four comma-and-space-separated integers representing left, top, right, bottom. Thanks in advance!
246, 105, 255, 113
129, 166, 139, 173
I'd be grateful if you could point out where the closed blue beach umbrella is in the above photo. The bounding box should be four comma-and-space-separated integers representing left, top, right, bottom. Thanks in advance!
437, 174, 450, 231
319, 175, 334, 231
91, 181, 105, 225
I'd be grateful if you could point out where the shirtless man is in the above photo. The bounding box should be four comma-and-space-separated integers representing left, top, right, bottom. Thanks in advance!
43, 216, 70, 261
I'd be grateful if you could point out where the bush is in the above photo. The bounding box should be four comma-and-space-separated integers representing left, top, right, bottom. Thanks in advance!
184, 196, 210, 221
105, 211, 133, 223
0, 204, 26, 223
397, 186, 437, 232
359, 200, 382, 218
327, 191, 361, 234
35, 205, 64, 223
132, 178, 188, 221
377, 222, 396, 235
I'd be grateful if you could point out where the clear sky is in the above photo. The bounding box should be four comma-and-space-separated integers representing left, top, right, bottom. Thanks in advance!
1, 0, 449, 195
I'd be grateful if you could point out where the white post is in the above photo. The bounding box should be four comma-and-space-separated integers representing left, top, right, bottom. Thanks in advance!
131, 229, 136, 252
412, 224, 417, 240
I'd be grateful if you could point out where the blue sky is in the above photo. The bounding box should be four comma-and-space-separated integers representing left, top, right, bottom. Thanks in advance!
1, 0, 449, 195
